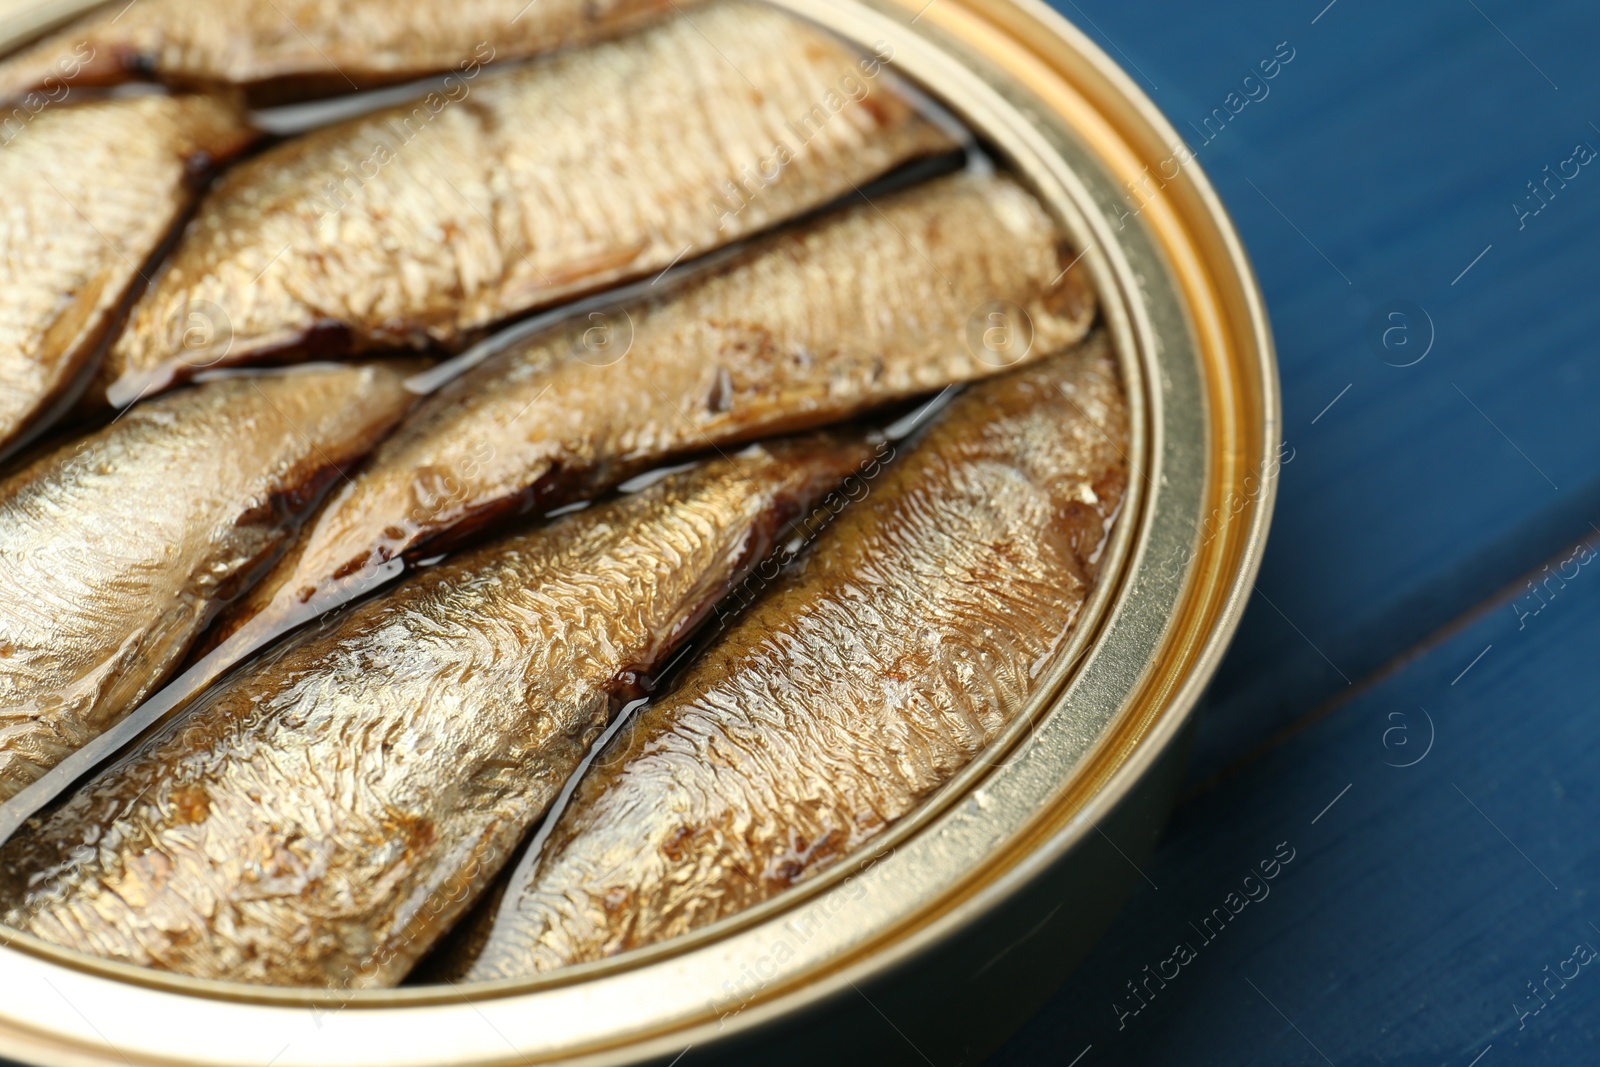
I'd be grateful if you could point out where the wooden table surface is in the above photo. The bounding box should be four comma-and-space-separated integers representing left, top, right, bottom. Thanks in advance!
989, 1, 1600, 1064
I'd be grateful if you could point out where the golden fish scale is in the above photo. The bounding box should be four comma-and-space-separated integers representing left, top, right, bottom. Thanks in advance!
0, 0, 695, 104
463, 337, 1129, 979
0, 437, 871, 987
100, 0, 955, 402
206, 173, 1093, 673
0, 94, 255, 454
0, 365, 414, 802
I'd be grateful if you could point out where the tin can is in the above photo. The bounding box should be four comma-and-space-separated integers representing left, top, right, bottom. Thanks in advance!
0, 0, 1278, 1062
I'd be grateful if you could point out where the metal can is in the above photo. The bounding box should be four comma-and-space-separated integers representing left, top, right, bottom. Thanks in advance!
0, 0, 1277, 1062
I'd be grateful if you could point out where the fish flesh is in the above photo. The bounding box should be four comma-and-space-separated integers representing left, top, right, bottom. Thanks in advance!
0, 364, 415, 802
461, 335, 1129, 979
197, 173, 1095, 693
0, 93, 256, 459
0, 0, 697, 106
0, 435, 872, 987
98, 0, 957, 404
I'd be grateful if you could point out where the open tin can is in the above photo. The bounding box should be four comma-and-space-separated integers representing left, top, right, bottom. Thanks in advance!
0, 0, 1277, 1062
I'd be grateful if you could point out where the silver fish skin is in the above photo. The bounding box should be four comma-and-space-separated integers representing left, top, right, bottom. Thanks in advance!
0, 435, 873, 987
0, 364, 415, 802
462, 335, 1130, 979
0, 93, 257, 459
194, 173, 1094, 696
0, 0, 698, 106
98, 0, 957, 404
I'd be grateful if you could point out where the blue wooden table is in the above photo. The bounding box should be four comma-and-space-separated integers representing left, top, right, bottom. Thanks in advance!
988, 1, 1600, 1064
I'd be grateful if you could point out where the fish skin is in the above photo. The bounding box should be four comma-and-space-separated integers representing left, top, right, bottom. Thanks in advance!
0, 364, 415, 802
0, 0, 698, 106
0, 93, 257, 459
198, 173, 1094, 685
0, 435, 874, 988
462, 336, 1130, 980
98, 0, 957, 404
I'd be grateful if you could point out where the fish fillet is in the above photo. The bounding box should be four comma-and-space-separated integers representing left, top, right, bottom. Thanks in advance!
462, 336, 1129, 979
98, 0, 956, 404
0, 364, 414, 801
0, 93, 256, 458
0, 0, 696, 106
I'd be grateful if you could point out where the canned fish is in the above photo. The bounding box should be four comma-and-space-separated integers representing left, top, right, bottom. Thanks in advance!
0, 0, 1275, 1062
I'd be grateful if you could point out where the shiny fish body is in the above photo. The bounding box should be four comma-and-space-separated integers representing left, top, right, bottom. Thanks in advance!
463, 337, 1130, 979
0, 364, 415, 802
0, 94, 256, 458
201, 174, 1094, 679
99, 0, 956, 404
0, 436, 871, 987
0, 0, 695, 106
